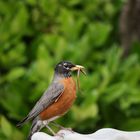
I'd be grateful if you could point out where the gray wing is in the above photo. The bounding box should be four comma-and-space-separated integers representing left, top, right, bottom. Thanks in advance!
17, 82, 64, 127
29, 82, 64, 118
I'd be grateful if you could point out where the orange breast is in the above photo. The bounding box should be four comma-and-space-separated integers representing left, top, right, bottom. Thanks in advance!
39, 77, 76, 120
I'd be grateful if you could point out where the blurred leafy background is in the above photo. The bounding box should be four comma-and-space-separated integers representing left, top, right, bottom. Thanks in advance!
0, 0, 140, 140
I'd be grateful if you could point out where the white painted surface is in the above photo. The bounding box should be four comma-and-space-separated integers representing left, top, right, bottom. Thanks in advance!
32, 128, 140, 140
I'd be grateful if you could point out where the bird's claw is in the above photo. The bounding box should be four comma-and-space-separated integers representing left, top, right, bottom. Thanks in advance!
54, 133, 65, 139
62, 127, 74, 133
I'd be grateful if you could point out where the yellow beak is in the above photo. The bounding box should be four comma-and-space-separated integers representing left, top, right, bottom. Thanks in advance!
70, 65, 86, 75
70, 65, 84, 71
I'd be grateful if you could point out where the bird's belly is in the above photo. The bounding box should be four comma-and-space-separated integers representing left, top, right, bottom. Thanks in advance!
39, 78, 76, 120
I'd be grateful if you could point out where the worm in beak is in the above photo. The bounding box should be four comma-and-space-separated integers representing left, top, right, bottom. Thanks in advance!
70, 65, 86, 90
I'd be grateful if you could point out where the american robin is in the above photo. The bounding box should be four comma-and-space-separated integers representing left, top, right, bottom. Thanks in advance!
17, 61, 85, 140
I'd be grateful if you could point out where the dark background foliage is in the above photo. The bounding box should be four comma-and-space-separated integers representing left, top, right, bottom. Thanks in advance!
0, 0, 140, 140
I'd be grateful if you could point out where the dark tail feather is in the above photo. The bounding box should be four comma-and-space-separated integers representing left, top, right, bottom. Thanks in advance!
16, 116, 29, 127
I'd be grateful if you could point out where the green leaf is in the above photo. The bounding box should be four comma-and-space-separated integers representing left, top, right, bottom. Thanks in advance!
6, 67, 26, 81
103, 83, 127, 103
88, 22, 112, 46
0, 116, 12, 138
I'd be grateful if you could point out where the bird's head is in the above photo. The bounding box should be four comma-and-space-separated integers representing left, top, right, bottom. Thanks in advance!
55, 61, 85, 77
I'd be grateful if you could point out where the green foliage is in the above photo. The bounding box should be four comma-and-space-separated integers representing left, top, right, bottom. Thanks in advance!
0, 0, 140, 139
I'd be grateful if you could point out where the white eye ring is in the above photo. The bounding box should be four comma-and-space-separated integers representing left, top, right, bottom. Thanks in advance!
63, 63, 69, 69
63, 63, 67, 66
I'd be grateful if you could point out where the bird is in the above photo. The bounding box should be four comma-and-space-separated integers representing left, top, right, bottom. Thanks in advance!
17, 61, 85, 140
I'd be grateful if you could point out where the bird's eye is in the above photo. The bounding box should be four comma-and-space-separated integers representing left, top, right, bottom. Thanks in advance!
63, 63, 69, 69
63, 63, 67, 66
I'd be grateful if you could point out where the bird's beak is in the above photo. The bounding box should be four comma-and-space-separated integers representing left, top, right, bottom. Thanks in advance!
70, 65, 86, 75
70, 65, 84, 71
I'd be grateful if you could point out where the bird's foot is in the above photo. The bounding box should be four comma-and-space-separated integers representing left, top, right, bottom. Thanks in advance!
54, 132, 65, 139
61, 127, 74, 133
43, 121, 57, 136
51, 122, 74, 133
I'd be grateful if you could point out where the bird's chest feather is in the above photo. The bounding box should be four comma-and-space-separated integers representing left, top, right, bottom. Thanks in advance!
39, 77, 76, 120
60, 77, 77, 103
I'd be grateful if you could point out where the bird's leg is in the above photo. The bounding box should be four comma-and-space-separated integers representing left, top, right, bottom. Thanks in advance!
28, 120, 44, 140
43, 121, 56, 135
43, 121, 64, 138
51, 121, 65, 129
46, 125, 56, 136
51, 121, 73, 132
35, 120, 45, 131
